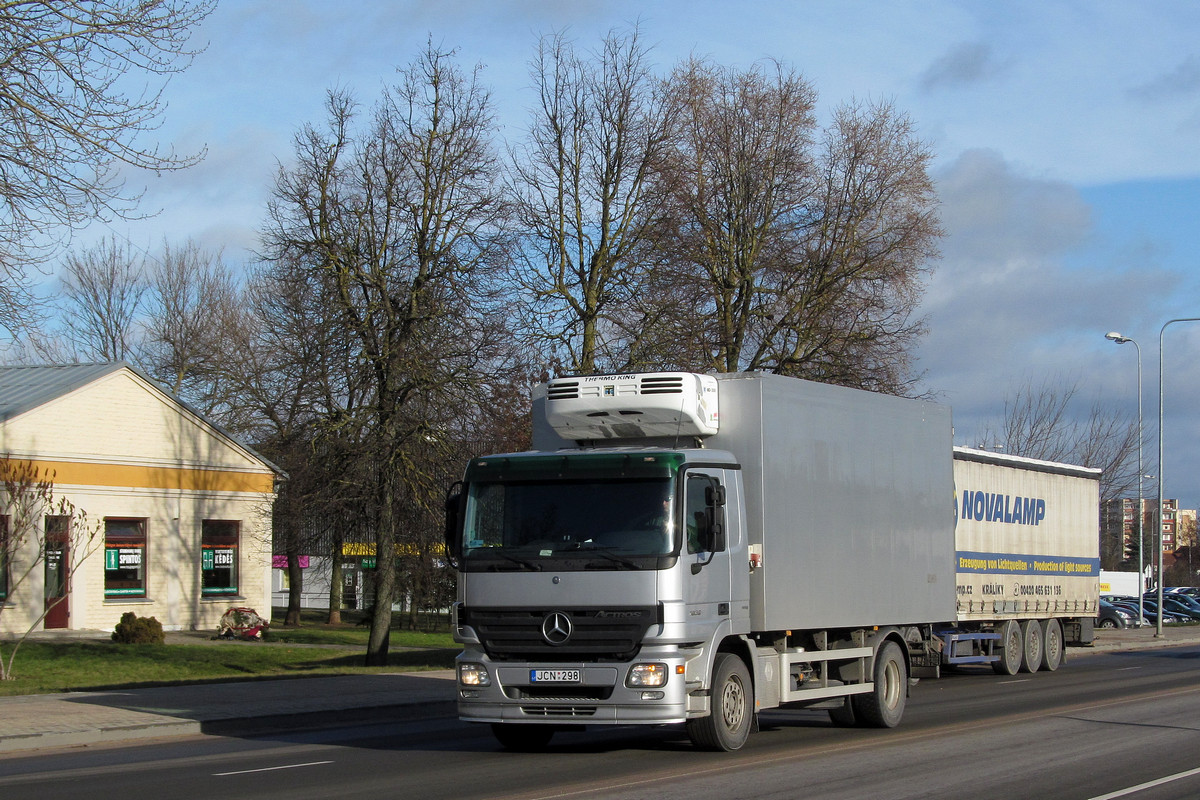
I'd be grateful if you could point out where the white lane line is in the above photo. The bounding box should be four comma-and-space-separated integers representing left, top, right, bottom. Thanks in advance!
214, 760, 335, 777
1089, 765, 1200, 799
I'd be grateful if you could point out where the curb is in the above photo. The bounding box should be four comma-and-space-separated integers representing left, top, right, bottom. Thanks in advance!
0, 719, 202, 754
0, 701, 459, 755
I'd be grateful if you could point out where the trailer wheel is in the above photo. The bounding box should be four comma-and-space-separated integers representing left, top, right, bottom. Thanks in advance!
992, 620, 1023, 675
851, 641, 907, 728
687, 653, 753, 751
491, 723, 554, 751
1019, 619, 1043, 673
1040, 619, 1064, 672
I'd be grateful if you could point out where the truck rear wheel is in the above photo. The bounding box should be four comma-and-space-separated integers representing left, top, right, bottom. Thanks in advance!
992, 620, 1023, 675
687, 653, 753, 751
491, 723, 554, 751
850, 641, 907, 728
1019, 619, 1043, 673
1040, 618, 1064, 671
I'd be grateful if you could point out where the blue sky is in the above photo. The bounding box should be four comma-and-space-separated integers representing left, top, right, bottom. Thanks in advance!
76, 0, 1200, 510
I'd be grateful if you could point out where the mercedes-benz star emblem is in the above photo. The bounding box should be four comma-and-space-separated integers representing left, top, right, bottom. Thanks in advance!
541, 612, 572, 645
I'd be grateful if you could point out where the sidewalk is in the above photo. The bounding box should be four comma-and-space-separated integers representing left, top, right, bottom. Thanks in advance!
1, 626, 1197, 756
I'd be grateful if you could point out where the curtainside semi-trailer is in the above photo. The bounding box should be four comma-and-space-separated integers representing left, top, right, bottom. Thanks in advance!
444, 371, 1100, 751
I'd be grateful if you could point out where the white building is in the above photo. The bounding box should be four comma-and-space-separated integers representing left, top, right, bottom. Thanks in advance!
0, 363, 281, 634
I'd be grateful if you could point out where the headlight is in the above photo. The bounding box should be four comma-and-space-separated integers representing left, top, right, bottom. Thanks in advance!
459, 662, 491, 687
626, 662, 668, 688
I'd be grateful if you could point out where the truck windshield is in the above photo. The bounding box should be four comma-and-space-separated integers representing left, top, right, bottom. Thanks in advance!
461, 477, 675, 570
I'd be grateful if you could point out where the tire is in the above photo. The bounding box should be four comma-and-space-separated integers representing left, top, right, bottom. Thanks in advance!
992, 620, 1023, 675
1098, 618, 1118, 629
850, 641, 907, 728
1019, 619, 1043, 673
1040, 619, 1064, 672
828, 696, 858, 727
491, 723, 554, 751
687, 653, 753, 751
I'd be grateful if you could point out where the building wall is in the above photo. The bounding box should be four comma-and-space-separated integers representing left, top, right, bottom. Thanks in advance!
0, 368, 277, 635
2, 486, 273, 633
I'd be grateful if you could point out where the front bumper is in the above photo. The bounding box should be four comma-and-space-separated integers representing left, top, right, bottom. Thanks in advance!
456, 652, 692, 725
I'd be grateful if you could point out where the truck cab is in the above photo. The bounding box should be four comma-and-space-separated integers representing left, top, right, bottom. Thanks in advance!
446, 374, 756, 750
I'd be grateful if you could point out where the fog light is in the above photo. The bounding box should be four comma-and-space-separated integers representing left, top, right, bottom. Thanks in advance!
626, 662, 668, 687
459, 662, 491, 687
461, 689, 480, 699
640, 691, 664, 700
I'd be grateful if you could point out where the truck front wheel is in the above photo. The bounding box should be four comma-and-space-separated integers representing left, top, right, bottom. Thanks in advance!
687, 653, 753, 751
851, 641, 907, 728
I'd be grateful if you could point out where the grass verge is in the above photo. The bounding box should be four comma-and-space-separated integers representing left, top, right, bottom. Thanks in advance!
0, 611, 459, 696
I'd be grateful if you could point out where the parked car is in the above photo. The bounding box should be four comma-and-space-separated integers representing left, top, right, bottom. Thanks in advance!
1097, 600, 1134, 629
1137, 600, 1188, 625
1162, 592, 1200, 612
1108, 599, 1176, 626
1151, 594, 1200, 621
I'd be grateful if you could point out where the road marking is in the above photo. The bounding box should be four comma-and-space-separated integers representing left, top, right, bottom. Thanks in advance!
214, 760, 334, 777
1088, 765, 1200, 799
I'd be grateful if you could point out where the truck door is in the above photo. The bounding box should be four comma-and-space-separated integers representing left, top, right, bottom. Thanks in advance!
683, 469, 733, 634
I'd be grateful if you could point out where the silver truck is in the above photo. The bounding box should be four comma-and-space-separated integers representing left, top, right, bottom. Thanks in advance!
444, 372, 1100, 751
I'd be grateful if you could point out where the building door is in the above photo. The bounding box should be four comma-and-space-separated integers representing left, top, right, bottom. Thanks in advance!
342, 562, 359, 610
44, 535, 69, 629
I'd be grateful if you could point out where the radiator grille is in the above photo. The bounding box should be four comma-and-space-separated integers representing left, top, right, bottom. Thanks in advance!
461, 606, 658, 662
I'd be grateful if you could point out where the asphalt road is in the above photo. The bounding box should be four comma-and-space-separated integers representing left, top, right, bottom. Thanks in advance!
3, 645, 1200, 800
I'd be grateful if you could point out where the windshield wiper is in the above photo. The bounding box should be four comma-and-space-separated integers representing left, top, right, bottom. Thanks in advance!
484, 551, 541, 571
569, 544, 640, 569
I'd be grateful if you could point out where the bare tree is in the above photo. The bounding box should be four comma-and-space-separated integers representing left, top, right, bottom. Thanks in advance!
0, 0, 214, 336
58, 236, 148, 362
262, 43, 509, 664
649, 61, 940, 392
639, 58, 818, 373
509, 27, 674, 373
979, 376, 1138, 495
143, 239, 240, 415
977, 376, 1140, 569
0, 459, 101, 680
236, 258, 373, 625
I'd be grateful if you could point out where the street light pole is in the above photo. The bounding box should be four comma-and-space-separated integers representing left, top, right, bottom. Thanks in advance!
1105, 332, 1143, 627
1157, 317, 1200, 637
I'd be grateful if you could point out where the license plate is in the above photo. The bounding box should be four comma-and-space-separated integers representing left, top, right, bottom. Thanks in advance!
531, 669, 581, 683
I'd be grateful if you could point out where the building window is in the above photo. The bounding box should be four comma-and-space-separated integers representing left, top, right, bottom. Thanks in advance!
0, 516, 8, 601
104, 519, 147, 598
202, 520, 239, 596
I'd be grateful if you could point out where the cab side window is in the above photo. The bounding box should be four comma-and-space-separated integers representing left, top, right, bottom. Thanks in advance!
685, 473, 725, 554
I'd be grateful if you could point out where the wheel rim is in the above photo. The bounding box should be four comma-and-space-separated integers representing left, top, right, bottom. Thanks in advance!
1007, 625, 1022, 668
721, 675, 746, 730
1047, 629, 1061, 660
882, 658, 902, 709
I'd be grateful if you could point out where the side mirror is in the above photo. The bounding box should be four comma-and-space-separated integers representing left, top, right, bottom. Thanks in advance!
444, 482, 464, 566
709, 515, 726, 552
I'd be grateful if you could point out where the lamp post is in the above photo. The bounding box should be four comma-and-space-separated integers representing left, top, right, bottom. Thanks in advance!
1156, 317, 1200, 636
1105, 332, 1143, 627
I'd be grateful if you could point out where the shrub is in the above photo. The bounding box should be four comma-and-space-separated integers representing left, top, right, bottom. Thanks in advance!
111, 612, 165, 645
